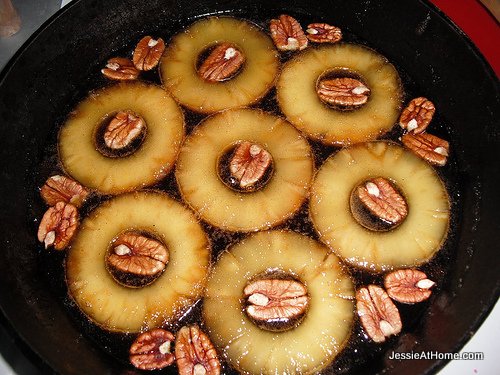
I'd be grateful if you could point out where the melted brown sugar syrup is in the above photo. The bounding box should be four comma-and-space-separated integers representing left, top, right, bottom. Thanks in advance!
35, 14, 462, 374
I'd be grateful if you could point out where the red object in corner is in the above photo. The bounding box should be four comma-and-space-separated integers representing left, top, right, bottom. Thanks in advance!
430, 0, 500, 77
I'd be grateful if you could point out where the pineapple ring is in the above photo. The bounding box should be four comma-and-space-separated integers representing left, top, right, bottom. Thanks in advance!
66, 191, 210, 333
310, 141, 450, 271
160, 17, 279, 113
59, 82, 184, 194
203, 230, 355, 375
277, 44, 402, 146
175, 108, 314, 232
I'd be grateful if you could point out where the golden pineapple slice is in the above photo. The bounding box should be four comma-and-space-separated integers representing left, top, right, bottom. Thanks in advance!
160, 17, 279, 113
59, 82, 184, 194
203, 230, 355, 374
66, 191, 210, 333
175, 108, 314, 231
310, 141, 450, 271
277, 44, 402, 145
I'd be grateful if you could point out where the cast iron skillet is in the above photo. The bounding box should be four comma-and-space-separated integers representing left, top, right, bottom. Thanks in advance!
0, 0, 499, 374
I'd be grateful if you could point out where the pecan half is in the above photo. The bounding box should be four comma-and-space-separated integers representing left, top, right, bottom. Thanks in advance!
318, 77, 370, 108
175, 325, 221, 375
40, 175, 89, 208
198, 43, 245, 82
356, 285, 402, 343
384, 269, 435, 304
108, 231, 168, 276
243, 278, 309, 322
357, 177, 408, 225
306, 23, 342, 43
133, 36, 165, 71
229, 141, 272, 188
129, 328, 175, 371
401, 132, 449, 166
104, 110, 145, 149
37, 201, 78, 250
270, 14, 308, 51
399, 97, 435, 134
101, 57, 140, 80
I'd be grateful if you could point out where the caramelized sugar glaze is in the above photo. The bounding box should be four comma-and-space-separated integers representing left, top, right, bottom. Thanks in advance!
34, 12, 462, 375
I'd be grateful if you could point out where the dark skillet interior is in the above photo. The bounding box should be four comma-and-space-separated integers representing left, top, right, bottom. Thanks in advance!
0, 0, 499, 374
